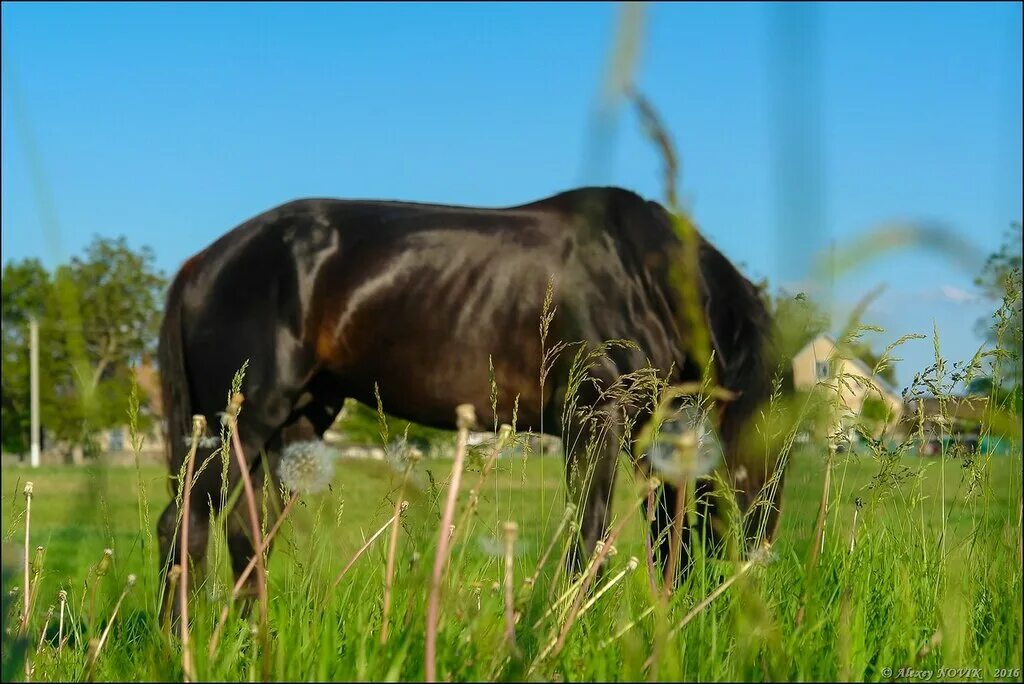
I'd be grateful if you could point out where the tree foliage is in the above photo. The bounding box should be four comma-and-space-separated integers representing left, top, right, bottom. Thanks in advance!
1, 237, 166, 455
768, 289, 896, 386
974, 223, 1023, 392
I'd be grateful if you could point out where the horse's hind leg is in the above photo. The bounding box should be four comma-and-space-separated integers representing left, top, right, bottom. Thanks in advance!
225, 412, 325, 601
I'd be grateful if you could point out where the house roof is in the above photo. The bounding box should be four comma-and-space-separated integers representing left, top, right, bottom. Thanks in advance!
796, 333, 900, 398
903, 395, 989, 423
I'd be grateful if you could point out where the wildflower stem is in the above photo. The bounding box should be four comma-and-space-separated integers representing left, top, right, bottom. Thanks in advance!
227, 408, 270, 683
57, 590, 67, 654
179, 415, 203, 683
35, 604, 54, 653
577, 556, 639, 620
502, 522, 519, 654
21, 482, 33, 635
209, 493, 299, 658
87, 575, 135, 677
425, 403, 475, 683
381, 460, 414, 645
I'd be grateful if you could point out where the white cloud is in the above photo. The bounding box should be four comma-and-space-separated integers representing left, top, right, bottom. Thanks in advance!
938, 285, 979, 304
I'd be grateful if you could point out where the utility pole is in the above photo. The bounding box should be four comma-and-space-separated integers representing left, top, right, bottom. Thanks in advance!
30, 317, 40, 468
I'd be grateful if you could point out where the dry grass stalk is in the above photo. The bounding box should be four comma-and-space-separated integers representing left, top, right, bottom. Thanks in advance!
331, 502, 409, 589
533, 541, 607, 631
644, 486, 659, 595
663, 483, 687, 594
502, 521, 519, 654
849, 497, 863, 554
577, 556, 639, 620
179, 414, 204, 683
35, 604, 54, 654
546, 519, 580, 605
21, 482, 33, 635
226, 397, 271, 683
381, 452, 418, 645
57, 589, 67, 654
209, 492, 300, 658
538, 495, 642, 669
160, 565, 181, 634
425, 403, 476, 683
86, 575, 136, 679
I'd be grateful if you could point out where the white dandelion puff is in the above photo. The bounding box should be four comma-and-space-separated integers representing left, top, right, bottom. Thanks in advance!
182, 434, 219, 448
278, 440, 337, 495
477, 534, 530, 558
645, 404, 723, 484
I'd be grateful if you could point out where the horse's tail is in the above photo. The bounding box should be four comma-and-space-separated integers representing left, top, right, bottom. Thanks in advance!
158, 255, 199, 474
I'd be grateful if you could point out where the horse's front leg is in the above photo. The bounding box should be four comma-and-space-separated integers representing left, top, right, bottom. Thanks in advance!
157, 482, 212, 627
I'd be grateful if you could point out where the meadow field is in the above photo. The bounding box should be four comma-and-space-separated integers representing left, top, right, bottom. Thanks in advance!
2, 436, 1021, 682
1, 7, 1020, 681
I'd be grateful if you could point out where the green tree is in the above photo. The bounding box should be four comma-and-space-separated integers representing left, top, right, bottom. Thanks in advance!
974, 223, 1023, 393
0, 237, 166, 455
770, 290, 831, 364
768, 289, 897, 386
1, 259, 57, 454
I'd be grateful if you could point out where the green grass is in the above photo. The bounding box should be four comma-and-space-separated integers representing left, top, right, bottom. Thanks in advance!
2, 443, 1021, 682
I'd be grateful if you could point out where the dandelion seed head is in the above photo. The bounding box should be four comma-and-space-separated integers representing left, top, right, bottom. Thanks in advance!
749, 542, 776, 566
456, 403, 477, 431
126, 574, 137, 587
478, 536, 505, 557
96, 549, 113, 577
645, 405, 723, 484
24, 482, 33, 497
182, 434, 219, 448
627, 556, 640, 571
279, 440, 337, 495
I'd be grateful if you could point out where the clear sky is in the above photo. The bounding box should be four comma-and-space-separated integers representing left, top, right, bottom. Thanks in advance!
2, 2, 1021, 388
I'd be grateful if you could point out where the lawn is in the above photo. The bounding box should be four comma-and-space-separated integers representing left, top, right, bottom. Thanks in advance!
1, 441, 1021, 681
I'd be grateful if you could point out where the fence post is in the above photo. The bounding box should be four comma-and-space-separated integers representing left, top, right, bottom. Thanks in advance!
30, 317, 40, 468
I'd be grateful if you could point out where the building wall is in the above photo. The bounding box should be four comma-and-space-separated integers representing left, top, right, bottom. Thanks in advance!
792, 335, 904, 433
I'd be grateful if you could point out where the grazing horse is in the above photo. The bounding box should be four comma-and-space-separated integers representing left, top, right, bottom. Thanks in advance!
156, 186, 782, 603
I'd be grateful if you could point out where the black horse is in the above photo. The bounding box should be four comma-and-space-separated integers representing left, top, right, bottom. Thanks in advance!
157, 186, 782, 600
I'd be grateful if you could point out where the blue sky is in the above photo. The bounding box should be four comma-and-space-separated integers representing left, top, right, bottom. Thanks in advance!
2, 2, 1021, 387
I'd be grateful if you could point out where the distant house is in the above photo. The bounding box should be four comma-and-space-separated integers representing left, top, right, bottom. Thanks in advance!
792, 334, 904, 436
902, 395, 989, 438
